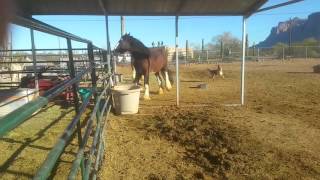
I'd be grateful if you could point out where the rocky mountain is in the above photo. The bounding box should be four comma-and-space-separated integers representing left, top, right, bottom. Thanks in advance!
257, 12, 320, 47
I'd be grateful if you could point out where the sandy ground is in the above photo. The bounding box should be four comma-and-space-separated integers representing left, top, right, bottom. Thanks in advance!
99, 60, 320, 179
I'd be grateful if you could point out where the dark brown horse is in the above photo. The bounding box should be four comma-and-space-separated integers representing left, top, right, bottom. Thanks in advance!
114, 34, 173, 100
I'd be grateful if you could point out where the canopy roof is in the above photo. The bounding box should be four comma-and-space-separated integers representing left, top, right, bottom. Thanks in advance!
16, 0, 267, 16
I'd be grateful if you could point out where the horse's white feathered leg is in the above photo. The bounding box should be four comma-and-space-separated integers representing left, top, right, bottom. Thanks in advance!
156, 75, 164, 95
165, 71, 172, 90
132, 67, 136, 79
143, 84, 151, 100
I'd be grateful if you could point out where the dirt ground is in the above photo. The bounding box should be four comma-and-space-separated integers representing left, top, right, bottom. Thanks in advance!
0, 59, 319, 179
99, 59, 320, 179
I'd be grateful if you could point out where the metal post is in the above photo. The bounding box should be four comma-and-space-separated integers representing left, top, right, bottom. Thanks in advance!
105, 15, 111, 74
282, 46, 285, 62
10, 31, 13, 83
305, 47, 308, 60
30, 29, 39, 93
121, 16, 125, 36
201, 38, 204, 62
175, 16, 179, 106
67, 38, 82, 147
241, 17, 247, 105
185, 40, 188, 65
88, 43, 97, 95
206, 50, 209, 63
220, 41, 224, 62
257, 48, 260, 61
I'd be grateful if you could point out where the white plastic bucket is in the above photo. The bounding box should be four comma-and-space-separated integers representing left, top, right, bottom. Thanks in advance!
0, 88, 38, 118
112, 84, 140, 115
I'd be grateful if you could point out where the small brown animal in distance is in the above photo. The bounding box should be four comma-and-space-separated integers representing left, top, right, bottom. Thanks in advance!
207, 64, 224, 80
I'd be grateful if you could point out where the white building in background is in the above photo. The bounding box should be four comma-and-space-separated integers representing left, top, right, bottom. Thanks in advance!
116, 52, 131, 63
165, 46, 194, 62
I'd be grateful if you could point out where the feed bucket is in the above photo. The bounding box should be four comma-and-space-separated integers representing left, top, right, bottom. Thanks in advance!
112, 84, 140, 115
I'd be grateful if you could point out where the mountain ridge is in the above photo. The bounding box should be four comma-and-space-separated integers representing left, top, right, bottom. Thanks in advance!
257, 12, 320, 47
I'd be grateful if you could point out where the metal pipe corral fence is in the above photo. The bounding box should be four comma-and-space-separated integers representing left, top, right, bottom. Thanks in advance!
0, 15, 113, 179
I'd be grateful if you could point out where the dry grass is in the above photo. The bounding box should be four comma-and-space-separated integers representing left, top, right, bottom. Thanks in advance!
100, 59, 320, 179
0, 103, 92, 179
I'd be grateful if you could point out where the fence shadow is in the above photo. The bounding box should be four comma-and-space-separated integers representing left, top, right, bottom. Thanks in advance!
287, 72, 315, 74
0, 108, 74, 178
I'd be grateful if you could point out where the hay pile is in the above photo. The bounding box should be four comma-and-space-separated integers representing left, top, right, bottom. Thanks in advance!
313, 64, 320, 73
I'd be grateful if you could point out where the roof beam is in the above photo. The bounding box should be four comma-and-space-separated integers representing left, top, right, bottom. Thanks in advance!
12, 16, 92, 44
245, 0, 268, 18
175, 0, 187, 15
98, 0, 108, 14
255, 0, 304, 13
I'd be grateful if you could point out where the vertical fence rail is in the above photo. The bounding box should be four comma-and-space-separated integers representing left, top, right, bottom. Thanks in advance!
88, 43, 97, 100
30, 29, 39, 93
67, 38, 83, 147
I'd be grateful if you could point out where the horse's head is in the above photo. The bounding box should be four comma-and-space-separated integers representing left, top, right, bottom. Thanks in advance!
114, 34, 132, 54
114, 33, 150, 56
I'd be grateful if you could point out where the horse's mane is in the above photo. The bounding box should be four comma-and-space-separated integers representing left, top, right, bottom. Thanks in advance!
122, 34, 150, 56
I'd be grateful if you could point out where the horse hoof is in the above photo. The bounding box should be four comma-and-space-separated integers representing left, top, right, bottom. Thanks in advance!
166, 86, 172, 91
143, 96, 151, 100
158, 88, 164, 95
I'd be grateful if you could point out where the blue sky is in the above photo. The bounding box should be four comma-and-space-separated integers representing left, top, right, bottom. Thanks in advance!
10, 0, 320, 50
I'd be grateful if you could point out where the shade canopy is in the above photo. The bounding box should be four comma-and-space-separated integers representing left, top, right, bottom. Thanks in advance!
16, 0, 267, 16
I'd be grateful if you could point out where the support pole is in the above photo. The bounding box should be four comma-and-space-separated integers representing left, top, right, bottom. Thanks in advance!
282, 46, 285, 62
201, 38, 204, 62
220, 41, 224, 62
121, 16, 125, 36
105, 15, 111, 74
175, 16, 179, 106
240, 17, 247, 105
185, 40, 188, 65
30, 29, 39, 93
206, 50, 209, 63
88, 43, 97, 100
305, 47, 308, 60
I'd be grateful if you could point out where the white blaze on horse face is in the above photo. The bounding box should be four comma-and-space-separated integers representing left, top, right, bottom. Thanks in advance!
165, 71, 172, 90
144, 84, 150, 100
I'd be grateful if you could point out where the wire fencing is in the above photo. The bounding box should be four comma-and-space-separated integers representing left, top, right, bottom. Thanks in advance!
165, 45, 320, 65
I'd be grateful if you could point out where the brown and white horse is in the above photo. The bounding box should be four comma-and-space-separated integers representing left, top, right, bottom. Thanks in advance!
114, 34, 173, 100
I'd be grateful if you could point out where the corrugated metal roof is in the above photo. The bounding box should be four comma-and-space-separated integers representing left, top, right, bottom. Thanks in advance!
16, 0, 267, 16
